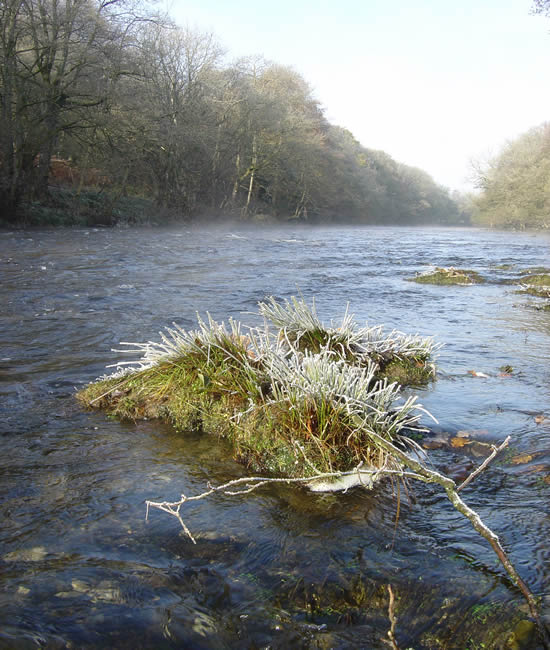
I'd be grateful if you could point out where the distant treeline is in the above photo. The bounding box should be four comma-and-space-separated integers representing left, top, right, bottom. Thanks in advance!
1, 1, 463, 225
471, 122, 550, 230
470, 2, 550, 230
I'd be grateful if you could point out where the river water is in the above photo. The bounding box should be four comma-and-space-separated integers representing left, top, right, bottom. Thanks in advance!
0, 225, 549, 649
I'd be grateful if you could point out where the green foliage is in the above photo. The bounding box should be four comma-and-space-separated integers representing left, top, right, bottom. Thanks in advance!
16, 189, 166, 227
472, 123, 550, 230
78, 297, 438, 479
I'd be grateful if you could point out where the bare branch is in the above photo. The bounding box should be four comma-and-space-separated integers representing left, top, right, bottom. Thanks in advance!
383, 584, 400, 650
457, 435, 511, 492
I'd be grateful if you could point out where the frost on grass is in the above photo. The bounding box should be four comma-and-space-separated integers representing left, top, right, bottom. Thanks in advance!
78, 296, 439, 481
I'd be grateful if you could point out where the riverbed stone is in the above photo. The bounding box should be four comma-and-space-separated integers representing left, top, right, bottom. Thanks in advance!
506, 619, 536, 649
3, 546, 47, 562
191, 611, 217, 637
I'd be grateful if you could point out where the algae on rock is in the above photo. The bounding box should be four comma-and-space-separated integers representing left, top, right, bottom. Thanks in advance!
408, 267, 484, 285
517, 273, 550, 299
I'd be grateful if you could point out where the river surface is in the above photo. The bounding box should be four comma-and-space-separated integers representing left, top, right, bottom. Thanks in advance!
0, 225, 549, 649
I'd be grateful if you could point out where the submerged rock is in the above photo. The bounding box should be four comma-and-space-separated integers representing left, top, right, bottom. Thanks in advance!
3, 546, 48, 562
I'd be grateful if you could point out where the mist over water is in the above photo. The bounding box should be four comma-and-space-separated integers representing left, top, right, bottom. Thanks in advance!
1, 225, 549, 648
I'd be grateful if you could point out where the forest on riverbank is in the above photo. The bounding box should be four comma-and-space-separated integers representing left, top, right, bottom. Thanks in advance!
0, 1, 462, 226
468, 1, 550, 230
471, 122, 550, 230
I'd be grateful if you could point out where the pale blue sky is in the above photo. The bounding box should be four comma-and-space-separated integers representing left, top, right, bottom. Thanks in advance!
167, 0, 550, 191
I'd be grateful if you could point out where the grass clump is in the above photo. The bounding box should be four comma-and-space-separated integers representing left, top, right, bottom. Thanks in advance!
408, 267, 484, 285
511, 272, 550, 299
519, 273, 550, 286
515, 273, 550, 299
77, 297, 438, 481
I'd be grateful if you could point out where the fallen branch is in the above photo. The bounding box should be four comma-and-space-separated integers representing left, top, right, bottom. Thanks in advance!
146, 427, 549, 648
349, 422, 549, 648
145, 466, 425, 543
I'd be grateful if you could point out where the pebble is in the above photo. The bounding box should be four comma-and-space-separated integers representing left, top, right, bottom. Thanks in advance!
450, 437, 469, 448
422, 439, 444, 450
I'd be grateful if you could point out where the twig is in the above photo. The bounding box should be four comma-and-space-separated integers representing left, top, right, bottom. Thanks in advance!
146, 433, 549, 647
384, 584, 399, 650
457, 436, 510, 492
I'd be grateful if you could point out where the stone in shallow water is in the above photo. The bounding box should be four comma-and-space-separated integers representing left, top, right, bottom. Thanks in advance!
507, 619, 536, 650
71, 579, 91, 592
422, 439, 444, 449
3, 546, 47, 562
450, 437, 469, 448
192, 612, 217, 637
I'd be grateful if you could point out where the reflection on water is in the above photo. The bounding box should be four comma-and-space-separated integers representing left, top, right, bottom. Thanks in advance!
0, 225, 549, 648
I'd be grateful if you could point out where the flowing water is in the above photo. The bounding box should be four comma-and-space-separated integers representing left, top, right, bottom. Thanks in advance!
0, 225, 549, 649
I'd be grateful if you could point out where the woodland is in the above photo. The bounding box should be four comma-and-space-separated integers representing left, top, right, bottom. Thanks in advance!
2, 1, 549, 228
471, 122, 550, 230
0, 1, 462, 226
467, 1, 550, 230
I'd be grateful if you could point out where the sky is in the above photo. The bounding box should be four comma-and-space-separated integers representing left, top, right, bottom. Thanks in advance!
166, 0, 550, 192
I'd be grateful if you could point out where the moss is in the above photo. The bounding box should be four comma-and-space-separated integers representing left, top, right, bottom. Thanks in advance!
521, 267, 550, 275
513, 273, 550, 299
378, 356, 434, 386
519, 273, 550, 286
408, 267, 484, 285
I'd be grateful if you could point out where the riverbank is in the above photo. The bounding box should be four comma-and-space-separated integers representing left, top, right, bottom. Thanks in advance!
1, 188, 183, 227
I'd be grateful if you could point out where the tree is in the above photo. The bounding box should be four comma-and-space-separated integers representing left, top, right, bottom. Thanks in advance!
471, 123, 550, 229
532, 0, 550, 16
0, 0, 147, 219
129, 20, 222, 210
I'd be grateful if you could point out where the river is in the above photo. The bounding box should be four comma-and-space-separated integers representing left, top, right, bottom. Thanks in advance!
0, 225, 549, 648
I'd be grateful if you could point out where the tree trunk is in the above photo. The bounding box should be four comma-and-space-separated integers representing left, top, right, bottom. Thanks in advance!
244, 134, 257, 217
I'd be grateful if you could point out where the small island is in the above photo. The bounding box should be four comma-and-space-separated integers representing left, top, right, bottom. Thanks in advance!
407, 267, 485, 285
78, 297, 437, 483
